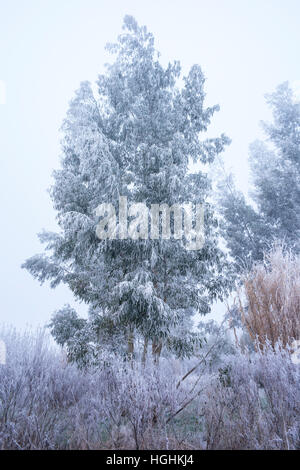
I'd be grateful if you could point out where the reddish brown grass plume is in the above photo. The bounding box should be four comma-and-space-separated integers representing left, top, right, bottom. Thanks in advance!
239, 244, 300, 349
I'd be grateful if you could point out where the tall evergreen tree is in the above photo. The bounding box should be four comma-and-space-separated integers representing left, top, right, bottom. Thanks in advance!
23, 16, 231, 364
218, 82, 300, 270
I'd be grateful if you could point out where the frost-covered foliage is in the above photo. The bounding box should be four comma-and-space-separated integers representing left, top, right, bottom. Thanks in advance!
0, 326, 203, 449
48, 304, 205, 368
196, 319, 236, 370
199, 345, 300, 449
0, 326, 89, 449
218, 82, 300, 270
1, 326, 299, 449
239, 244, 300, 349
217, 172, 268, 270
22, 15, 233, 360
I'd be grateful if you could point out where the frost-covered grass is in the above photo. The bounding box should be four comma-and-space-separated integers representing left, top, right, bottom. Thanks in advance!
241, 245, 300, 349
0, 325, 299, 450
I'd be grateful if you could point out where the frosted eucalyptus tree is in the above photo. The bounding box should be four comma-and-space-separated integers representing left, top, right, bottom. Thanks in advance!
23, 16, 231, 364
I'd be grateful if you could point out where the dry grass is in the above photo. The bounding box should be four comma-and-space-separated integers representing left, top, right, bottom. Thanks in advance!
239, 244, 300, 349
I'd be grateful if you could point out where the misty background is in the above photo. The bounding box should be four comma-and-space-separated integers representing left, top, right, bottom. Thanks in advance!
1, 0, 300, 329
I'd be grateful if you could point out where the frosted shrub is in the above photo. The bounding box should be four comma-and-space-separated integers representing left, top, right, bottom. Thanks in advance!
0, 327, 190, 449
199, 345, 300, 449
0, 326, 299, 449
0, 326, 89, 449
95, 360, 185, 449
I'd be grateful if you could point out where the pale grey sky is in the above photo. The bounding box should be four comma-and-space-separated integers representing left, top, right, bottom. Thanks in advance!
0, 0, 300, 328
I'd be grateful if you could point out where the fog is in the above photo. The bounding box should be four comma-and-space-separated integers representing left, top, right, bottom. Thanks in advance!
1, 0, 300, 328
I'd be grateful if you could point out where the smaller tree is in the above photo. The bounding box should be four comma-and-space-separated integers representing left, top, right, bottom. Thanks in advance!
218, 82, 300, 269
217, 173, 268, 271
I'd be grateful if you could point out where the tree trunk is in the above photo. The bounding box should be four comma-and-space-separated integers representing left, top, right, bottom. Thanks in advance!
152, 339, 162, 364
127, 328, 134, 359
